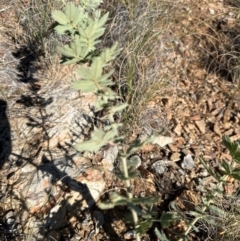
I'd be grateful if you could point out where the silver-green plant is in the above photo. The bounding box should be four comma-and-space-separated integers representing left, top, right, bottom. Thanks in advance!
52, 1, 162, 240
158, 136, 240, 241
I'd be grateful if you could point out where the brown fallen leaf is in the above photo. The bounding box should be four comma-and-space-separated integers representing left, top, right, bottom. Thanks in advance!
168, 143, 178, 152
190, 114, 201, 121
174, 123, 182, 136
223, 122, 232, 129
211, 106, 225, 116
140, 143, 155, 152
223, 100, 233, 124
195, 119, 206, 134
214, 121, 222, 137
187, 123, 195, 130
224, 183, 234, 195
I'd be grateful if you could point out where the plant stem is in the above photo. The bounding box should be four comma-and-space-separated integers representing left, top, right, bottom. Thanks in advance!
121, 156, 141, 241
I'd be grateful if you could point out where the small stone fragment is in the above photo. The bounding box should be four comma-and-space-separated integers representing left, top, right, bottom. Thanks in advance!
102, 144, 118, 171
199, 169, 209, 177
151, 160, 166, 174
209, 8, 215, 15
200, 176, 216, 186
181, 154, 194, 170
152, 135, 173, 147
124, 230, 136, 240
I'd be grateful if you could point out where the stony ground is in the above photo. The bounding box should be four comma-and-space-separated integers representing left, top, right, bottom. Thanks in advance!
0, 0, 240, 240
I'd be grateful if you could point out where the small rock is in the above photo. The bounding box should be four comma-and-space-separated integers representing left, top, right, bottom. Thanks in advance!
124, 230, 136, 240
209, 183, 217, 189
199, 169, 209, 177
209, 8, 215, 15
152, 135, 173, 147
151, 161, 166, 174
6, 217, 15, 226
102, 144, 118, 171
5, 210, 15, 220
181, 154, 194, 170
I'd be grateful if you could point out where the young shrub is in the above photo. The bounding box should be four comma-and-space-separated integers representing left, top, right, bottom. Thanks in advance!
52, 1, 166, 240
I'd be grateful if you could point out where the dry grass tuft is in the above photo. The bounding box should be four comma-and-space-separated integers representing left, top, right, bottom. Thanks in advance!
14, 0, 65, 63
101, 0, 180, 137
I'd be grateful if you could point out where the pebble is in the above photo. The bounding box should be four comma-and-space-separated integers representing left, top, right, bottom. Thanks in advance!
181, 154, 194, 170
6, 217, 15, 226
124, 230, 136, 240
199, 169, 209, 177
151, 161, 166, 174
103, 144, 118, 171
209, 8, 215, 15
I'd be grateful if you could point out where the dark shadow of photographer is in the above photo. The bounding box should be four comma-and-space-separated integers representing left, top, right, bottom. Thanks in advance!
0, 99, 11, 169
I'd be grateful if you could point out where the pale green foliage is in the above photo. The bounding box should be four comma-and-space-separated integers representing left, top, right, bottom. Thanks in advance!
52, 2, 109, 64
79, 0, 103, 11
52, 1, 163, 240
157, 136, 240, 241
75, 125, 122, 152
52, 2, 240, 241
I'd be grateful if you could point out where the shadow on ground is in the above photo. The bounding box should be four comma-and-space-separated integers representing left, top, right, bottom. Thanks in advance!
0, 100, 11, 170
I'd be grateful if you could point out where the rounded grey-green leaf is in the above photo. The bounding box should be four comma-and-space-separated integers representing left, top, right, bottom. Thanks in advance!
128, 155, 141, 169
